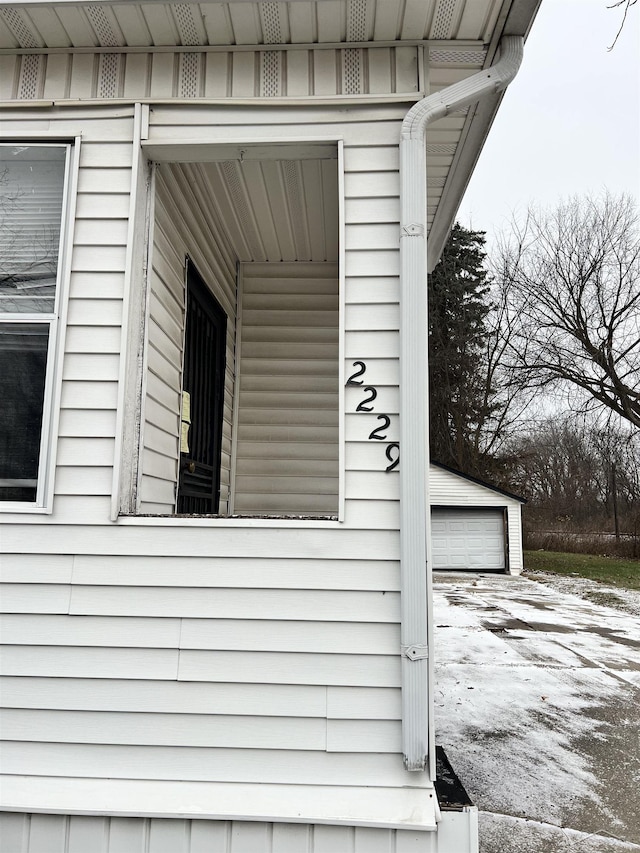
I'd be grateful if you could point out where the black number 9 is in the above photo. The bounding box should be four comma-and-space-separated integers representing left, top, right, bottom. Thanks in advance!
385, 443, 400, 472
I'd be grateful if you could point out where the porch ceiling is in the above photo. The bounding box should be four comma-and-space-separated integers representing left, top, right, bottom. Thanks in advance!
0, 1, 510, 50
162, 150, 338, 265
201, 155, 338, 264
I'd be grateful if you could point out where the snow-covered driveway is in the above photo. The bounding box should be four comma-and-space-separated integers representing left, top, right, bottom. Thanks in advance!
433, 572, 640, 852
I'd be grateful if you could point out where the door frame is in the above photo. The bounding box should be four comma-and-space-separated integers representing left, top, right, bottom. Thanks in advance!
177, 256, 227, 514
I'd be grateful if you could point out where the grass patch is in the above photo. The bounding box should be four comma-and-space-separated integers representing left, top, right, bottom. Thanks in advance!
524, 550, 640, 591
583, 590, 625, 608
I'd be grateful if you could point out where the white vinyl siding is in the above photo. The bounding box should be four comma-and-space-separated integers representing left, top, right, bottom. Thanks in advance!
0, 104, 422, 828
234, 263, 339, 515
0, 813, 446, 853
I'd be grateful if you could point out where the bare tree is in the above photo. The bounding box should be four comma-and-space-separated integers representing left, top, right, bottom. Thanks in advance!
505, 412, 640, 559
473, 273, 543, 462
607, 0, 638, 50
493, 193, 640, 428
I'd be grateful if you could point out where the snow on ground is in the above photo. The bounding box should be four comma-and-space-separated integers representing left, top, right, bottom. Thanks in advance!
479, 813, 640, 852
433, 572, 640, 852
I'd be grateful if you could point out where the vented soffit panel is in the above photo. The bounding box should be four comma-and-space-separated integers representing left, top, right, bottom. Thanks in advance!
0, 0, 537, 51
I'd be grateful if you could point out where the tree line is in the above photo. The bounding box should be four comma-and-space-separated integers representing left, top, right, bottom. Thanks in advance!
428, 193, 640, 552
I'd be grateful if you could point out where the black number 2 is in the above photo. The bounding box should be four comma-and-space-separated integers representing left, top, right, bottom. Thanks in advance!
356, 386, 377, 412
385, 443, 400, 472
346, 361, 366, 386
369, 415, 390, 441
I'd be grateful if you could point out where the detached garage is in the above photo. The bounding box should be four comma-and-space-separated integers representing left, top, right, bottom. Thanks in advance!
429, 462, 525, 574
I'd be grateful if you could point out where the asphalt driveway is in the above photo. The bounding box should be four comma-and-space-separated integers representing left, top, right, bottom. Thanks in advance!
433, 572, 640, 852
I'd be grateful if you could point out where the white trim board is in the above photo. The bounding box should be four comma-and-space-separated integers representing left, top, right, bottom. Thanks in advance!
0, 777, 437, 832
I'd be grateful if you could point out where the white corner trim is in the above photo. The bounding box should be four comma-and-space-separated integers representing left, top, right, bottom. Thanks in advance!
228, 261, 244, 515
337, 139, 346, 523
111, 104, 150, 520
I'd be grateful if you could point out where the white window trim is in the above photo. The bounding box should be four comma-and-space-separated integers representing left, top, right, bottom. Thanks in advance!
111, 103, 153, 521
0, 138, 80, 514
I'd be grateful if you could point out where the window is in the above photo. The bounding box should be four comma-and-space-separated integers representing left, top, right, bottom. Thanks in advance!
0, 144, 70, 506
133, 148, 340, 518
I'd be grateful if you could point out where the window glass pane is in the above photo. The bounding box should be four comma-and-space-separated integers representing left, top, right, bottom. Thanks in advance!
0, 145, 66, 314
0, 323, 49, 502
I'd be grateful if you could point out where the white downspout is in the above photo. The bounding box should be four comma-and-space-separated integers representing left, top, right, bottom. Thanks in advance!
399, 36, 524, 771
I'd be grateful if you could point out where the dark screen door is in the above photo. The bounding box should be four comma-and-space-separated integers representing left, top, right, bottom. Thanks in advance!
177, 259, 227, 514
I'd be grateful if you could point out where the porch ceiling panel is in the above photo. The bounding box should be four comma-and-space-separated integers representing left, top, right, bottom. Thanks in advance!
177, 155, 339, 264
0, 0, 507, 49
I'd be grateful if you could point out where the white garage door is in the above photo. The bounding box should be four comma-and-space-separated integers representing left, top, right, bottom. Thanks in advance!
431, 507, 506, 571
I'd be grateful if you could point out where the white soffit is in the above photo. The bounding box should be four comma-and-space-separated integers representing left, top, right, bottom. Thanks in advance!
0, 0, 505, 50
162, 156, 339, 264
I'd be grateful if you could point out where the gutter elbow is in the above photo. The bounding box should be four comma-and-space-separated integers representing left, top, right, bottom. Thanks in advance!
401, 35, 524, 141
491, 35, 525, 90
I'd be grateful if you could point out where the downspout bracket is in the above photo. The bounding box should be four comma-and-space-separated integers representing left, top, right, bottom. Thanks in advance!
402, 644, 429, 661
401, 223, 425, 237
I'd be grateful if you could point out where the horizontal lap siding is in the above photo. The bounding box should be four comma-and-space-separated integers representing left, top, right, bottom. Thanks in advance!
344, 138, 400, 533
1, 525, 398, 557
1, 106, 410, 807
2, 554, 400, 589
1, 742, 413, 785
57, 138, 132, 512
1, 544, 403, 781
235, 263, 339, 515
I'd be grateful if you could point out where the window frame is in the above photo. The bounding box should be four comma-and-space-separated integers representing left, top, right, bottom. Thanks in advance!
116, 136, 346, 525
0, 139, 78, 514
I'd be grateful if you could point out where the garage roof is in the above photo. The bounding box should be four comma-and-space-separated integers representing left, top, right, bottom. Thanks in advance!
432, 460, 527, 503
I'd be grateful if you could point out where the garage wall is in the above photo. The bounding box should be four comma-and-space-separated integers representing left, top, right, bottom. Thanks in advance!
429, 464, 523, 573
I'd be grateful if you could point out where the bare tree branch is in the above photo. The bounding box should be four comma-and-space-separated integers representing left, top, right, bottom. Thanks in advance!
607, 0, 638, 50
492, 193, 640, 428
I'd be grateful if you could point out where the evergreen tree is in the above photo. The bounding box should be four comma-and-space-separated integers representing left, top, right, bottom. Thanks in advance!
428, 223, 494, 477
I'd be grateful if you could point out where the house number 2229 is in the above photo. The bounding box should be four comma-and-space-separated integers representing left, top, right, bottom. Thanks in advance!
346, 361, 399, 472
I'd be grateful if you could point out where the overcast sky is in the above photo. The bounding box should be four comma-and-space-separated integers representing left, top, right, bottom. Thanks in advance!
457, 0, 640, 247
